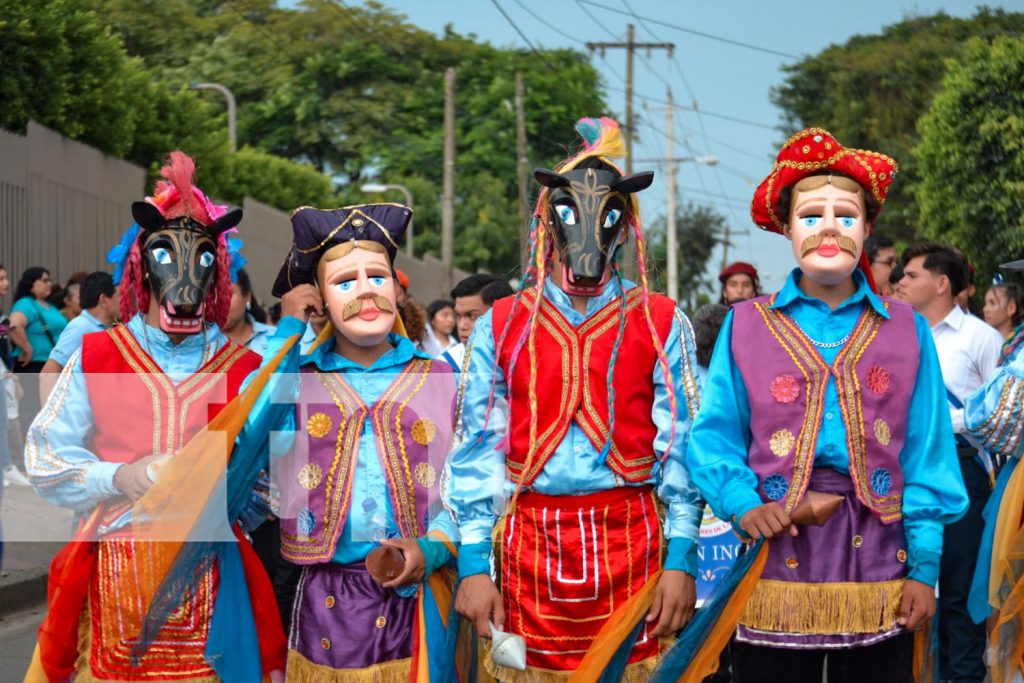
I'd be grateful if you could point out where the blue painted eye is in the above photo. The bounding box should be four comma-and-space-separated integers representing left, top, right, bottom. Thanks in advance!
799, 216, 820, 228
603, 209, 621, 228
557, 205, 577, 226
838, 217, 857, 229
152, 247, 172, 265
336, 280, 355, 292
369, 276, 386, 287
198, 252, 214, 268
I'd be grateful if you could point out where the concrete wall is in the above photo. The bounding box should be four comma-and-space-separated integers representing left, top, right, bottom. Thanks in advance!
0, 122, 144, 312
1, 123, 469, 316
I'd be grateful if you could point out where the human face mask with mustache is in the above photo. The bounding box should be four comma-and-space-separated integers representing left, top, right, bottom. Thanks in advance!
320, 247, 397, 348
784, 178, 868, 287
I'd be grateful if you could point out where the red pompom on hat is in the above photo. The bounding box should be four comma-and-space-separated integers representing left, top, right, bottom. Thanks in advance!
719, 261, 759, 284
750, 128, 898, 235
394, 268, 410, 290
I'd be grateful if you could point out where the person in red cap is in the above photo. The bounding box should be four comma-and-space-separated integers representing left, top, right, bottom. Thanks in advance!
684, 128, 968, 680
718, 261, 761, 305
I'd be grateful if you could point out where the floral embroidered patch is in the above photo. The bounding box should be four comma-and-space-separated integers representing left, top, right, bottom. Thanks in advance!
411, 418, 437, 445
297, 463, 323, 490
763, 473, 789, 501
870, 468, 892, 496
298, 508, 316, 537
306, 412, 334, 439
414, 462, 437, 488
873, 418, 892, 446
866, 365, 891, 395
769, 374, 800, 404
770, 429, 796, 458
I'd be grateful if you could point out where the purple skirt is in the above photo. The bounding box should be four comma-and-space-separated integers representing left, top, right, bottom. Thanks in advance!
288, 562, 416, 671
737, 468, 908, 649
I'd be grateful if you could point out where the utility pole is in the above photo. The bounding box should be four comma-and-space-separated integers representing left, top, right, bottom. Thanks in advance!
587, 25, 673, 279
640, 94, 719, 303
515, 71, 530, 270
664, 88, 678, 303
442, 67, 455, 295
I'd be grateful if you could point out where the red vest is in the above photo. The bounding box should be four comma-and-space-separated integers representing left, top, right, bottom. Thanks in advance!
79, 325, 261, 464
489, 286, 676, 485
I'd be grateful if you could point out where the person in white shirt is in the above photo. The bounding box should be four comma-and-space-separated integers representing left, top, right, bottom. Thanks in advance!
420, 298, 458, 357
39, 272, 119, 403
899, 241, 1002, 683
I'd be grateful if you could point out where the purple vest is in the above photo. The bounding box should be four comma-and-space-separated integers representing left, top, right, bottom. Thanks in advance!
731, 295, 918, 523
279, 358, 457, 564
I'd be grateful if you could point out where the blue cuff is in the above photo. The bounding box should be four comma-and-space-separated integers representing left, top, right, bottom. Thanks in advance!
720, 480, 763, 525
417, 536, 454, 578
664, 537, 699, 579
457, 540, 492, 579
907, 549, 940, 587
275, 316, 307, 338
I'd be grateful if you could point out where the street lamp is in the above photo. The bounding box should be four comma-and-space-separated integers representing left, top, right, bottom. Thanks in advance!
190, 82, 237, 152
360, 183, 414, 257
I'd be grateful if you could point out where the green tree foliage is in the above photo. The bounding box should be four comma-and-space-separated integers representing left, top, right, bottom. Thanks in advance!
771, 9, 1024, 245
95, 0, 608, 275
219, 146, 337, 208
912, 36, 1024, 286
0, 0, 153, 155
645, 202, 726, 313
4, 0, 609, 274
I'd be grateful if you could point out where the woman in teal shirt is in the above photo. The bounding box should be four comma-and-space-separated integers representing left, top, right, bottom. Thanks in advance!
8, 266, 67, 447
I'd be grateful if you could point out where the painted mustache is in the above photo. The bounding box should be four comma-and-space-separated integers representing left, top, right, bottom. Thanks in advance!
800, 233, 859, 257
341, 295, 395, 321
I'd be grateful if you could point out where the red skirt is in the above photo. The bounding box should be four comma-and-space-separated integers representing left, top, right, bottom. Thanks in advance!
499, 485, 663, 676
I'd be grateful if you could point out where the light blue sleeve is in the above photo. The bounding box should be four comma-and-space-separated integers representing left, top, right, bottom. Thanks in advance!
684, 311, 761, 524
25, 349, 123, 511
441, 310, 508, 577
658, 310, 705, 577
900, 313, 969, 587
47, 318, 87, 367
966, 342, 1024, 459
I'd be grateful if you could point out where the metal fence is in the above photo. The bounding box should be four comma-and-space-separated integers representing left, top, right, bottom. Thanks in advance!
1, 122, 468, 315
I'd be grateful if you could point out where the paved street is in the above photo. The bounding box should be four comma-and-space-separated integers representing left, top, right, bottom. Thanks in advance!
0, 602, 45, 682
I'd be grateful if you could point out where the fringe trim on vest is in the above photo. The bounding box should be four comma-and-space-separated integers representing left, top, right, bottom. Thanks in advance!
483, 654, 659, 683
740, 578, 905, 635
285, 649, 411, 683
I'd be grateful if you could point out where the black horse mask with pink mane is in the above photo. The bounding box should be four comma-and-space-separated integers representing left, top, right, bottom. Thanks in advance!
131, 202, 240, 334
114, 152, 242, 335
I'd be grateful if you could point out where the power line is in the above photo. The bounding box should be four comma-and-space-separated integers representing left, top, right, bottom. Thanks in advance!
489, 0, 542, 52
577, 0, 802, 60
511, 0, 585, 45
610, 85, 777, 130
620, 0, 697, 103
510, 0, 626, 83
488, 0, 561, 72
574, 0, 618, 39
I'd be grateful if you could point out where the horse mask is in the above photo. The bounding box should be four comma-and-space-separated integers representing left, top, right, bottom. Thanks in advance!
535, 158, 654, 296
131, 201, 241, 334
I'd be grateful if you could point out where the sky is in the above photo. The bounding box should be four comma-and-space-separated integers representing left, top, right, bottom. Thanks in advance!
345, 0, 1024, 292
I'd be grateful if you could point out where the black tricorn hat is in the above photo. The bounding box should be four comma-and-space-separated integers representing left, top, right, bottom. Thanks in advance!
272, 203, 411, 298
